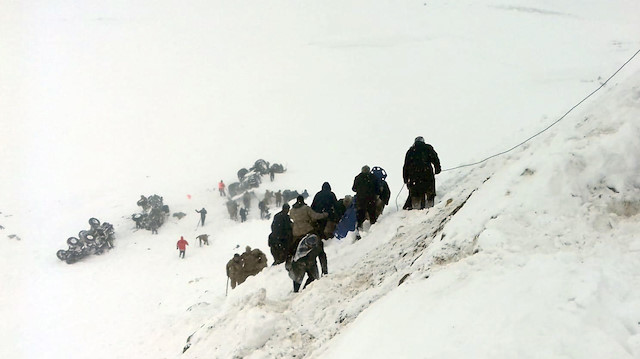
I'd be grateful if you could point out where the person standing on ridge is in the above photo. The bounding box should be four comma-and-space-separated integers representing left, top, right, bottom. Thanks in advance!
352, 165, 379, 230
177, 236, 189, 258
195, 207, 207, 226
403, 136, 441, 209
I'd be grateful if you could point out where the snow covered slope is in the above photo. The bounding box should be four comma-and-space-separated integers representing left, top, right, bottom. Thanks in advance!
180, 68, 640, 358
1, 0, 640, 358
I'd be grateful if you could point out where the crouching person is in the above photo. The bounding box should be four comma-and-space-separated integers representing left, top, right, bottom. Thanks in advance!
241, 246, 268, 278
226, 254, 245, 289
286, 234, 328, 293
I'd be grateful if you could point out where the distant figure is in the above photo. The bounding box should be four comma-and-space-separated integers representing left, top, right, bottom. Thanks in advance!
242, 192, 251, 209
264, 190, 274, 205
352, 165, 379, 229
226, 200, 238, 221
176, 236, 189, 258
196, 234, 209, 246
258, 200, 268, 219
239, 207, 248, 223
287, 234, 327, 293
218, 180, 226, 196
269, 203, 293, 265
275, 190, 283, 207
269, 166, 276, 182
403, 136, 441, 209
150, 220, 159, 235
301, 189, 309, 199
137, 195, 150, 212
311, 182, 339, 239
195, 208, 207, 226
226, 254, 245, 289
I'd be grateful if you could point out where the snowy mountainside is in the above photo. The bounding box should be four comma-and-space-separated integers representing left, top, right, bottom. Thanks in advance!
181, 69, 640, 358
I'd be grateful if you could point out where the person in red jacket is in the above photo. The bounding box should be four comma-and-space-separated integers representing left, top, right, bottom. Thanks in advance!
176, 236, 189, 258
218, 180, 226, 196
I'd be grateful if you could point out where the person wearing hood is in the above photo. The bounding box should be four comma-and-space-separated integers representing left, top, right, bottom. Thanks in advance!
403, 136, 441, 209
311, 182, 339, 239
176, 236, 189, 258
289, 195, 328, 254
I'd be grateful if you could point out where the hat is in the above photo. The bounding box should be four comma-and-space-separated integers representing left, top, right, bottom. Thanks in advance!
415, 136, 425, 143
296, 195, 305, 203
361, 165, 370, 173
282, 203, 290, 210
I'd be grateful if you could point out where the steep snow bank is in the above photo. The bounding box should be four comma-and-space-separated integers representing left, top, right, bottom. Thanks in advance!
314, 69, 640, 358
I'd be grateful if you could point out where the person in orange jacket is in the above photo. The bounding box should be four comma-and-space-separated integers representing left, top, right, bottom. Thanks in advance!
177, 236, 189, 258
218, 180, 226, 196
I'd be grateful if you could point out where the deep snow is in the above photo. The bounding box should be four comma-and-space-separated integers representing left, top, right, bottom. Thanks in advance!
1, 0, 640, 358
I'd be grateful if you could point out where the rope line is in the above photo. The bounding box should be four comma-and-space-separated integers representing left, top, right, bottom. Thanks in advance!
442, 47, 640, 172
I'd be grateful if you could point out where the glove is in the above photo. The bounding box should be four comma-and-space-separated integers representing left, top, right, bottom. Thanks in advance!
435, 166, 441, 175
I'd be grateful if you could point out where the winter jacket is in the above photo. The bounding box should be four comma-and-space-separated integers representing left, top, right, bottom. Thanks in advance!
352, 172, 379, 200
177, 238, 189, 250
311, 182, 339, 220
403, 141, 441, 195
241, 247, 268, 276
271, 210, 293, 241
289, 202, 328, 238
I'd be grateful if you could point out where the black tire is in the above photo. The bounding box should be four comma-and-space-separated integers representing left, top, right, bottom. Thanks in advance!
56, 250, 68, 261
67, 237, 80, 246
237, 168, 249, 181
89, 217, 100, 227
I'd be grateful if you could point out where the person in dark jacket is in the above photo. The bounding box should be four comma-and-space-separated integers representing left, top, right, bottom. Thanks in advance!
287, 234, 328, 293
311, 182, 339, 239
376, 178, 391, 219
352, 165, 379, 229
403, 136, 441, 209
269, 204, 293, 265
239, 207, 248, 222
195, 208, 207, 226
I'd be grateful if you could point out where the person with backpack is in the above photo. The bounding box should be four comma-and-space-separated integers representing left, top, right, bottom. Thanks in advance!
176, 236, 189, 258
352, 165, 379, 229
371, 166, 391, 218
287, 234, 328, 293
311, 182, 339, 239
403, 136, 441, 209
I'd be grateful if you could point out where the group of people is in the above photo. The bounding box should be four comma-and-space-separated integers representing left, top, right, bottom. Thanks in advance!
225, 246, 268, 289
223, 136, 441, 293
